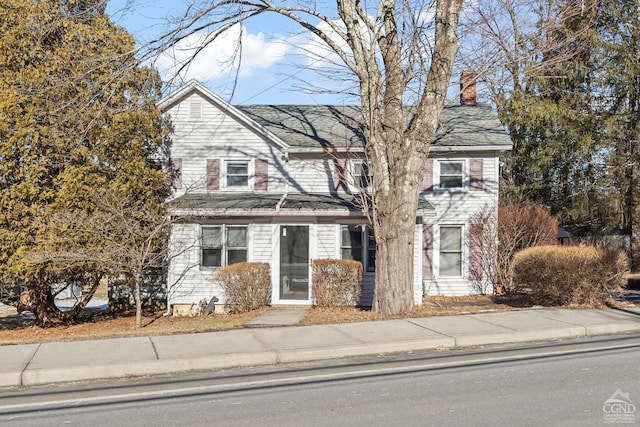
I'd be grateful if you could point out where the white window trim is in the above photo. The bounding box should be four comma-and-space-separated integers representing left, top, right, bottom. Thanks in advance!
222, 159, 253, 190
349, 159, 372, 192
200, 224, 249, 269
436, 224, 465, 278
435, 159, 467, 191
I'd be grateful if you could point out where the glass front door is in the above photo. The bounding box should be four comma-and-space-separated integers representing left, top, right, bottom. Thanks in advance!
279, 225, 309, 300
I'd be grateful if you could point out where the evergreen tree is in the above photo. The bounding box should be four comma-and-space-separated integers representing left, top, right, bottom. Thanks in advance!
594, 0, 640, 267
467, 0, 639, 265
500, 0, 601, 223
0, 0, 169, 325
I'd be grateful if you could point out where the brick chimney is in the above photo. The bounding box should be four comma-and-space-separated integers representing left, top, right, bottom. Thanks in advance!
460, 70, 477, 106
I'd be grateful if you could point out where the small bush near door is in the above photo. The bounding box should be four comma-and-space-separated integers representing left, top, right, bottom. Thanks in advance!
512, 246, 627, 306
312, 259, 363, 307
215, 262, 271, 313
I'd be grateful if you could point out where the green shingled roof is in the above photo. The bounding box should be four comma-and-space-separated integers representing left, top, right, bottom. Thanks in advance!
236, 104, 511, 150
169, 192, 434, 216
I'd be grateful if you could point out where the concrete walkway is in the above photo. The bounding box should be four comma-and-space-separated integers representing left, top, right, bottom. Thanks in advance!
245, 307, 310, 327
1, 307, 639, 388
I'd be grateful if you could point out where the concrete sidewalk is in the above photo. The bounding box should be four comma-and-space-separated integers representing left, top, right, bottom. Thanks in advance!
1, 307, 639, 388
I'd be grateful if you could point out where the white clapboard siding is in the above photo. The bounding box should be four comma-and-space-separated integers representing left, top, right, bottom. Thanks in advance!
287, 159, 336, 193
167, 223, 276, 306
427, 154, 499, 224
315, 223, 337, 259
252, 223, 273, 263
421, 154, 500, 296
166, 93, 288, 194
413, 226, 423, 305
167, 223, 221, 304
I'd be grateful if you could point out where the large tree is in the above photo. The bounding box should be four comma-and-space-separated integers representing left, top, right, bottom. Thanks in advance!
594, 0, 640, 267
462, 0, 639, 266
0, 0, 169, 325
460, 0, 610, 224
144, 0, 464, 314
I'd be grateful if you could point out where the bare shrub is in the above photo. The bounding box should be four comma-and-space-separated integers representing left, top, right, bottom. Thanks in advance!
469, 207, 499, 295
512, 246, 627, 306
312, 259, 363, 307
498, 204, 558, 291
215, 262, 271, 313
469, 203, 557, 294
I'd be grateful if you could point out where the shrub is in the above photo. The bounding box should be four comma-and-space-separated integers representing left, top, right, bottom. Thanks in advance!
312, 259, 363, 307
469, 203, 557, 294
512, 246, 627, 306
215, 262, 271, 313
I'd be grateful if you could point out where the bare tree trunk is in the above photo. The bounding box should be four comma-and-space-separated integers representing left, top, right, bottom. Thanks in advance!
30, 287, 62, 327
29, 275, 102, 326
135, 276, 143, 328
59, 275, 102, 321
372, 199, 419, 312
369, 0, 463, 313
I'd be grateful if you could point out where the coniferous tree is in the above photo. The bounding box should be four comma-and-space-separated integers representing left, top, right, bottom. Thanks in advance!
594, 0, 640, 267
0, 0, 169, 325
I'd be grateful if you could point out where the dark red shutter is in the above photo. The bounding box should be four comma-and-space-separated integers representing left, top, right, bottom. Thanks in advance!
333, 158, 348, 192
422, 224, 434, 280
470, 158, 483, 191
255, 159, 268, 190
422, 159, 433, 191
206, 159, 219, 190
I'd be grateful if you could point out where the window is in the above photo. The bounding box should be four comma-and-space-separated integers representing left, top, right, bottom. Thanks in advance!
201, 226, 247, 267
439, 226, 462, 276
439, 161, 463, 189
352, 160, 372, 189
226, 161, 249, 188
341, 225, 376, 272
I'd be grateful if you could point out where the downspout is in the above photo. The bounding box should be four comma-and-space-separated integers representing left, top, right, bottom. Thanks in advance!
163, 216, 173, 317
276, 152, 289, 211
163, 285, 172, 317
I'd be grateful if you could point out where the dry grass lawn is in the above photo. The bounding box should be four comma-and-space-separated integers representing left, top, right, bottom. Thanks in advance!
0, 293, 627, 346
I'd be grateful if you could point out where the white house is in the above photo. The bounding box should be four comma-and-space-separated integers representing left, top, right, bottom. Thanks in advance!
160, 78, 512, 314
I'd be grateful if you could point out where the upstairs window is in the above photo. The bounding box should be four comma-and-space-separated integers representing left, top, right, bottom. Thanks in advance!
201, 226, 247, 267
439, 161, 463, 189
352, 160, 372, 190
226, 161, 249, 188
341, 225, 376, 272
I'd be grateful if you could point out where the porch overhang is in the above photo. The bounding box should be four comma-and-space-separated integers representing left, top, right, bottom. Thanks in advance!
168, 192, 436, 218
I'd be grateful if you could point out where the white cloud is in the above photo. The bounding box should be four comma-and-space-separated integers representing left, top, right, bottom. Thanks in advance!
154, 24, 292, 82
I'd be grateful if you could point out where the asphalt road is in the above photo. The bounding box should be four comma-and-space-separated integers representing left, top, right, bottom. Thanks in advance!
1, 336, 639, 426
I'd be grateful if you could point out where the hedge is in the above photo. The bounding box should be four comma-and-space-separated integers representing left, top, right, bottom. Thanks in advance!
215, 262, 271, 313
512, 246, 627, 306
311, 259, 363, 307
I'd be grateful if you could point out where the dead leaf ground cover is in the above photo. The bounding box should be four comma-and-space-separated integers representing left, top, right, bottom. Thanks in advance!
0, 294, 629, 346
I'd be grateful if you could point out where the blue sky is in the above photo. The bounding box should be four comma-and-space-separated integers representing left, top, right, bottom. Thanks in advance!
106, 0, 356, 105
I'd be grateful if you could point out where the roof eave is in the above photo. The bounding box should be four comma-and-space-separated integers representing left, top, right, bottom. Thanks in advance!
430, 144, 512, 153
169, 208, 363, 217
